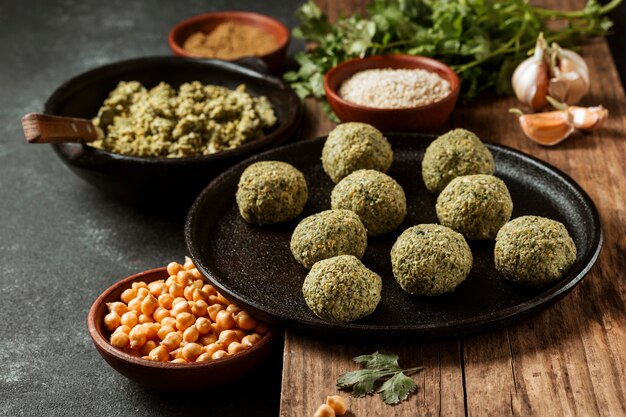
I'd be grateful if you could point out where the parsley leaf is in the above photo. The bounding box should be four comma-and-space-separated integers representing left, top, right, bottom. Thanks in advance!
336, 350, 424, 406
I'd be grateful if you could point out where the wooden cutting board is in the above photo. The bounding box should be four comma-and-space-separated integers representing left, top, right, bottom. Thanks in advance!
280, 1, 626, 416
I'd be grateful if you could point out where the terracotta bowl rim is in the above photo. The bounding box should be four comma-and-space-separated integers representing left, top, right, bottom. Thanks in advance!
87, 266, 276, 370
323, 54, 461, 113
168, 11, 291, 60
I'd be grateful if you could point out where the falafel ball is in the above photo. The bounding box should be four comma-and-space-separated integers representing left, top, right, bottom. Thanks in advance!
391, 224, 473, 296
422, 128, 494, 193
331, 169, 407, 237
302, 255, 382, 322
290, 209, 368, 269
495, 216, 577, 286
436, 174, 513, 240
322, 122, 393, 183
236, 161, 308, 225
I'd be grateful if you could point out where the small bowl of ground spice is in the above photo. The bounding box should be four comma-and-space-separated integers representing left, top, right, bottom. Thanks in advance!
169, 11, 290, 72
324, 55, 460, 131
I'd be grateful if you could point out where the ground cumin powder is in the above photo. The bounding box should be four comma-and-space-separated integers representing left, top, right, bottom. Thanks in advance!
183, 21, 278, 59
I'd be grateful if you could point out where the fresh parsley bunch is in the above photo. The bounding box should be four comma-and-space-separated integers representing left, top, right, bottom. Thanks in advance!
285, 0, 620, 102
337, 350, 424, 405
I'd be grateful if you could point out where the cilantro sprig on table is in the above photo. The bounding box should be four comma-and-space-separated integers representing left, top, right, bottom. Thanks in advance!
337, 350, 424, 405
285, 0, 621, 104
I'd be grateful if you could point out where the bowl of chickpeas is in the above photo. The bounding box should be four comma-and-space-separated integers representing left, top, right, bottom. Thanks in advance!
87, 257, 276, 391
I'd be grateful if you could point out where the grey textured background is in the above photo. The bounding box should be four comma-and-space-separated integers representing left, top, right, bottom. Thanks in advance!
0, 1, 624, 416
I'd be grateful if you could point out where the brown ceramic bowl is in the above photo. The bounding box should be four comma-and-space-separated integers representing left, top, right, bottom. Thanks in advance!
87, 267, 276, 391
168, 11, 290, 73
323, 54, 460, 131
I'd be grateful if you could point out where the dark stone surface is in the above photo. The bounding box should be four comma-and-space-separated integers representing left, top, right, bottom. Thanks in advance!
0, 0, 624, 416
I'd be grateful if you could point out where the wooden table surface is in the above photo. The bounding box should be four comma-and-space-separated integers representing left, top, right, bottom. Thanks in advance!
279, 1, 626, 416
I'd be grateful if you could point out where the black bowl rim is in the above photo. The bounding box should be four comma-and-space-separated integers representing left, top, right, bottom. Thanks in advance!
45, 56, 302, 165
86, 266, 276, 370
184, 134, 603, 339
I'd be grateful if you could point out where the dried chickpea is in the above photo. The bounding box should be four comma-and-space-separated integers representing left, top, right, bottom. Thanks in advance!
132, 281, 148, 290
104, 312, 121, 332
192, 279, 204, 289
199, 334, 217, 346
216, 310, 235, 331
141, 293, 159, 316
157, 325, 175, 341
120, 311, 138, 327
169, 282, 184, 298
215, 293, 230, 305
129, 326, 148, 349
242, 333, 262, 348
161, 331, 182, 351
153, 307, 170, 323
207, 304, 224, 321
314, 404, 335, 417
167, 262, 183, 277
165, 275, 175, 286
141, 340, 157, 356
210, 322, 221, 334
143, 323, 159, 340
212, 350, 228, 360
195, 352, 211, 362
183, 257, 194, 270
107, 302, 128, 316
226, 304, 241, 315
227, 342, 247, 355
171, 358, 187, 364
192, 289, 208, 302
326, 396, 348, 415
202, 284, 217, 296
183, 325, 199, 343
171, 300, 191, 316
195, 317, 212, 335
190, 268, 203, 279
120, 288, 137, 304
114, 325, 131, 335
172, 297, 187, 307
204, 343, 223, 356
182, 343, 203, 362
138, 314, 154, 324
218, 329, 240, 348
183, 285, 195, 301
148, 345, 169, 362
110, 331, 130, 348
176, 312, 195, 331
136, 287, 150, 300
169, 347, 184, 359
192, 300, 208, 317
235, 311, 257, 330
148, 280, 166, 297
127, 297, 142, 314
233, 329, 246, 340
160, 317, 176, 329
177, 270, 193, 287
158, 293, 175, 310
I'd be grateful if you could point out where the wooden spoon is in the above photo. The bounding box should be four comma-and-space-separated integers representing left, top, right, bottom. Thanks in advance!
21, 113, 98, 144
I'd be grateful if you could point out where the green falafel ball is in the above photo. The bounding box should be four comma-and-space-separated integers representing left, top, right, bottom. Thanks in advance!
495, 216, 577, 286
436, 174, 513, 240
391, 224, 473, 296
236, 161, 308, 225
422, 128, 494, 193
322, 122, 393, 183
290, 209, 368, 269
331, 169, 407, 237
302, 255, 382, 322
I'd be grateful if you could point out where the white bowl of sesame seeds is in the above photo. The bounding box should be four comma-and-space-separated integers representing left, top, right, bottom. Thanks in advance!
323, 54, 460, 131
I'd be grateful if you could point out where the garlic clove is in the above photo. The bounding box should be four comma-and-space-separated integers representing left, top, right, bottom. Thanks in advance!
512, 43, 549, 111
558, 48, 590, 87
516, 110, 575, 146
549, 71, 588, 104
568, 105, 608, 131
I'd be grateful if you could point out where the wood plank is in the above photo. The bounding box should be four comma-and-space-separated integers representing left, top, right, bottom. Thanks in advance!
280, 0, 626, 416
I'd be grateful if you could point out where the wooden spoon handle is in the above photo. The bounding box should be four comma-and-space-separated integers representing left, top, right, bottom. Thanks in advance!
21, 113, 99, 144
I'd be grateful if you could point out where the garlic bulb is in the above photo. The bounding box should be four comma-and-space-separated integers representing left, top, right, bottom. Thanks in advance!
512, 36, 549, 111
512, 34, 590, 110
